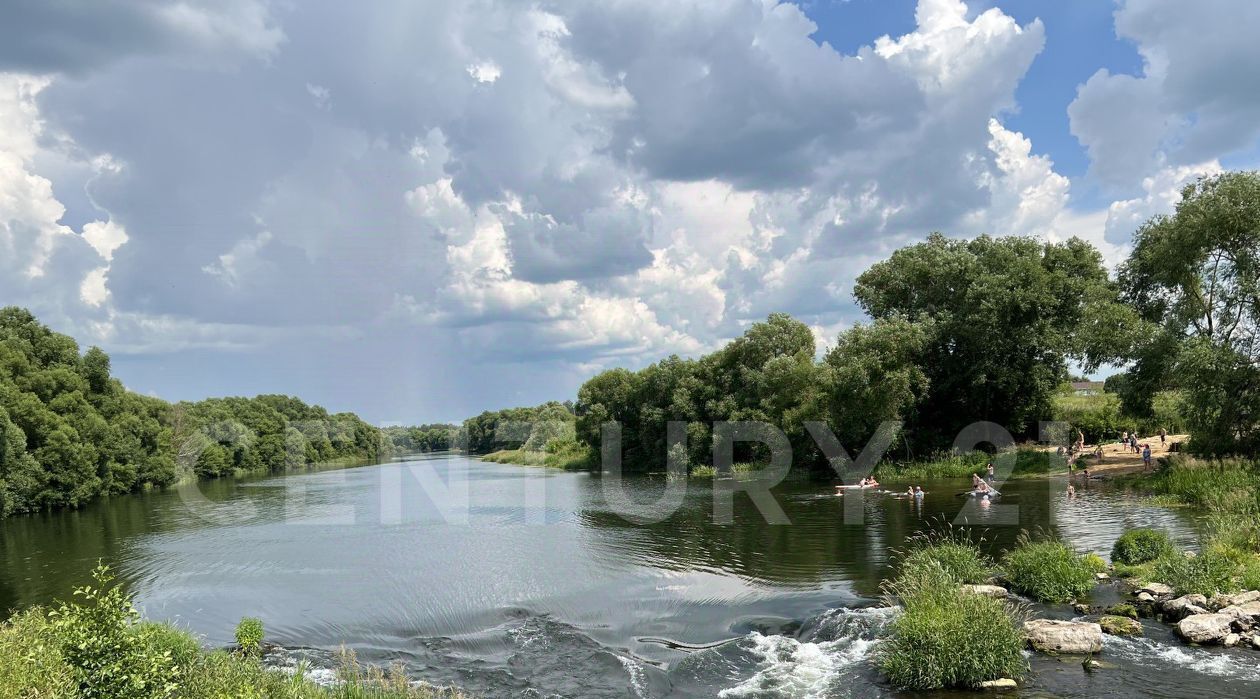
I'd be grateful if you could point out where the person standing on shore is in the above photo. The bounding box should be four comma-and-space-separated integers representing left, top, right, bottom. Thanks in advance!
1143, 443, 1152, 470
1160, 428, 1167, 445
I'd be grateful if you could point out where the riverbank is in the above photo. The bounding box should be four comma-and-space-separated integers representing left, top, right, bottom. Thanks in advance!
0, 567, 470, 698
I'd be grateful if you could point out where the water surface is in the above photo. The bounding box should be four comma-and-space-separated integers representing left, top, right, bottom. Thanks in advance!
2, 454, 1250, 698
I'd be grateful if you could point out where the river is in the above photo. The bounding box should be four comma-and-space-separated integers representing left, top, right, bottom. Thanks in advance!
2, 453, 1257, 698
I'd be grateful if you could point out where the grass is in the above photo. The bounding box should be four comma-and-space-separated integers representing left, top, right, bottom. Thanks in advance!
0, 566, 469, 699
1001, 533, 1096, 603
877, 559, 1027, 690
873, 446, 1062, 481
1111, 528, 1176, 565
896, 528, 994, 585
1120, 456, 1260, 593
480, 441, 595, 470
1150, 550, 1239, 597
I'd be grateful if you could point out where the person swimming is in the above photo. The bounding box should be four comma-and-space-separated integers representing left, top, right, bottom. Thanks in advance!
972, 473, 982, 487
914, 485, 924, 497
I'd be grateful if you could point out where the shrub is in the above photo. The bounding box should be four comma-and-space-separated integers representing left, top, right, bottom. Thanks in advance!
1151, 551, 1239, 597
1002, 534, 1095, 603
47, 564, 179, 699
1112, 529, 1176, 565
1104, 603, 1138, 619
898, 531, 993, 585
1082, 552, 1108, 574
0, 607, 76, 697
877, 562, 1026, 690
235, 618, 264, 658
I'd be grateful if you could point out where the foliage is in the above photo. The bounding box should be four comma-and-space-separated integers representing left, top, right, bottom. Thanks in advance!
47, 565, 179, 699
1111, 529, 1176, 565
235, 618, 264, 657
1151, 551, 1239, 597
0, 308, 386, 518
875, 446, 1058, 480
1002, 534, 1096, 603
1051, 392, 1122, 445
897, 529, 993, 585
1105, 603, 1138, 619
0, 571, 470, 699
382, 425, 456, 454
480, 438, 593, 470
855, 233, 1132, 448
459, 401, 575, 455
1119, 171, 1260, 455
877, 560, 1026, 690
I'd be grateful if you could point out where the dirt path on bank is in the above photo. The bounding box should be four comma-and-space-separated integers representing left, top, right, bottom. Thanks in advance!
1035, 432, 1190, 477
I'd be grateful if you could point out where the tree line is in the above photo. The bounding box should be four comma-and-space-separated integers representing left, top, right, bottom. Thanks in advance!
0, 308, 387, 517
466, 171, 1260, 470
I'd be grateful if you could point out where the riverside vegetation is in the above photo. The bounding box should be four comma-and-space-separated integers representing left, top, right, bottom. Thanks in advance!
0, 566, 467, 699
0, 308, 387, 518
466, 171, 1260, 478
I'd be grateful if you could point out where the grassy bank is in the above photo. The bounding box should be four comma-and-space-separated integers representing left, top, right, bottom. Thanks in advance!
480, 440, 595, 470
0, 566, 468, 699
1115, 457, 1260, 594
872, 446, 1061, 481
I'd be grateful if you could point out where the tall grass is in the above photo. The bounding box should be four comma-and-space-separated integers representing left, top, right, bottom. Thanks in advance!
1111, 528, 1176, 565
1001, 533, 1096, 603
0, 567, 470, 699
874, 447, 1061, 481
895, 528, 993, 585
877, 560, 1026, 690
481, 439, 594, 470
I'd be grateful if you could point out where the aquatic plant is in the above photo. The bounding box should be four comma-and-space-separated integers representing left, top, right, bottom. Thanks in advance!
1151, 550, 1239, 597
896, 528, 993, 585
1111, 528, 1176, 565
1002, 534, 1095, 603
877, 561, 1026, 690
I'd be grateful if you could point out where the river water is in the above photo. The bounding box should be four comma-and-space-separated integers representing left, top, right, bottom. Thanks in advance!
2, 453, 1257, 698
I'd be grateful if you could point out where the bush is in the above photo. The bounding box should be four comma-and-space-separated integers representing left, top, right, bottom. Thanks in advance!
47, 564, 179, 699
1082, 552, 1108, 574
1002, 535, 1095, 603
1151, 551, 1239, 597
0, 607, 76, 697
1112, 529, 1176, 565
898, 531, 993, 585
235, 618, 264, 657
878, 561, 1026, 690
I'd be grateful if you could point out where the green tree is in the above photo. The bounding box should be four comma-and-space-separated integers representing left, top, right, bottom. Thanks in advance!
1119, 171, 1260, 453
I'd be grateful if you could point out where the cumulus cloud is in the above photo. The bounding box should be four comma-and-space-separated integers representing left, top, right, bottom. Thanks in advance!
1, 0, 1136, 421
1070, 0, 1260, 187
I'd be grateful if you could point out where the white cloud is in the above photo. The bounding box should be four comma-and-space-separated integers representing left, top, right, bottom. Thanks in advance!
466, 61, 502, 84
1069, 0, 1260, 187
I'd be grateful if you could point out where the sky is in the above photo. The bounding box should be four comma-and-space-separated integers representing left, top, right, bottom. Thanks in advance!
2, 0, 1260, 425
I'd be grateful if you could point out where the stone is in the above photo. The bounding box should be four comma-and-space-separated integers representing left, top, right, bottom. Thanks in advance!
1162, 595, 1211, 622
1105, 603, 1138, 619
1139, 582, 1175, 597
1224, 633, 1241, 647
1024, 620, 1104, 654
1253, 636, 1260, 650
1219, 601, 1260, 631
1096, 572, 1110, 580
1099, 615, 1143, 636
978, 678, 1017, 689
1073, 604, 1090, 615
1211, 590, 1260, 610
1176, 613, 1234, 644
1137, 592, 1154, 602
962, 584, 1009, 599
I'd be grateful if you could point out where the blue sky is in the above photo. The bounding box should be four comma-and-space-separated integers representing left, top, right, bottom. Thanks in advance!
2, 0, 1258, 424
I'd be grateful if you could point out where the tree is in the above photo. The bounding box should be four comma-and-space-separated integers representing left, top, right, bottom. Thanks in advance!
853, 233, 1127, 449
1119, 171, 1260, 453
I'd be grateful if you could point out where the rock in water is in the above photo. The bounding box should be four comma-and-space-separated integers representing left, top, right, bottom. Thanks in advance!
1176, 613, 1233, 644
1210, 590, 1260, 610
962, 584, 1009, 599
1024, 620, 1104, 654
1138, 582, 1174, 597
1224, 633, 1241, 647
1162, 594, 1208, 621
978, 678, 1018, 689
1099, 615, 1143, 636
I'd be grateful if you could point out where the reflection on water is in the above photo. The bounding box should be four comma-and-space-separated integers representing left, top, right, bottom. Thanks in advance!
0, 453, 1238, 698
